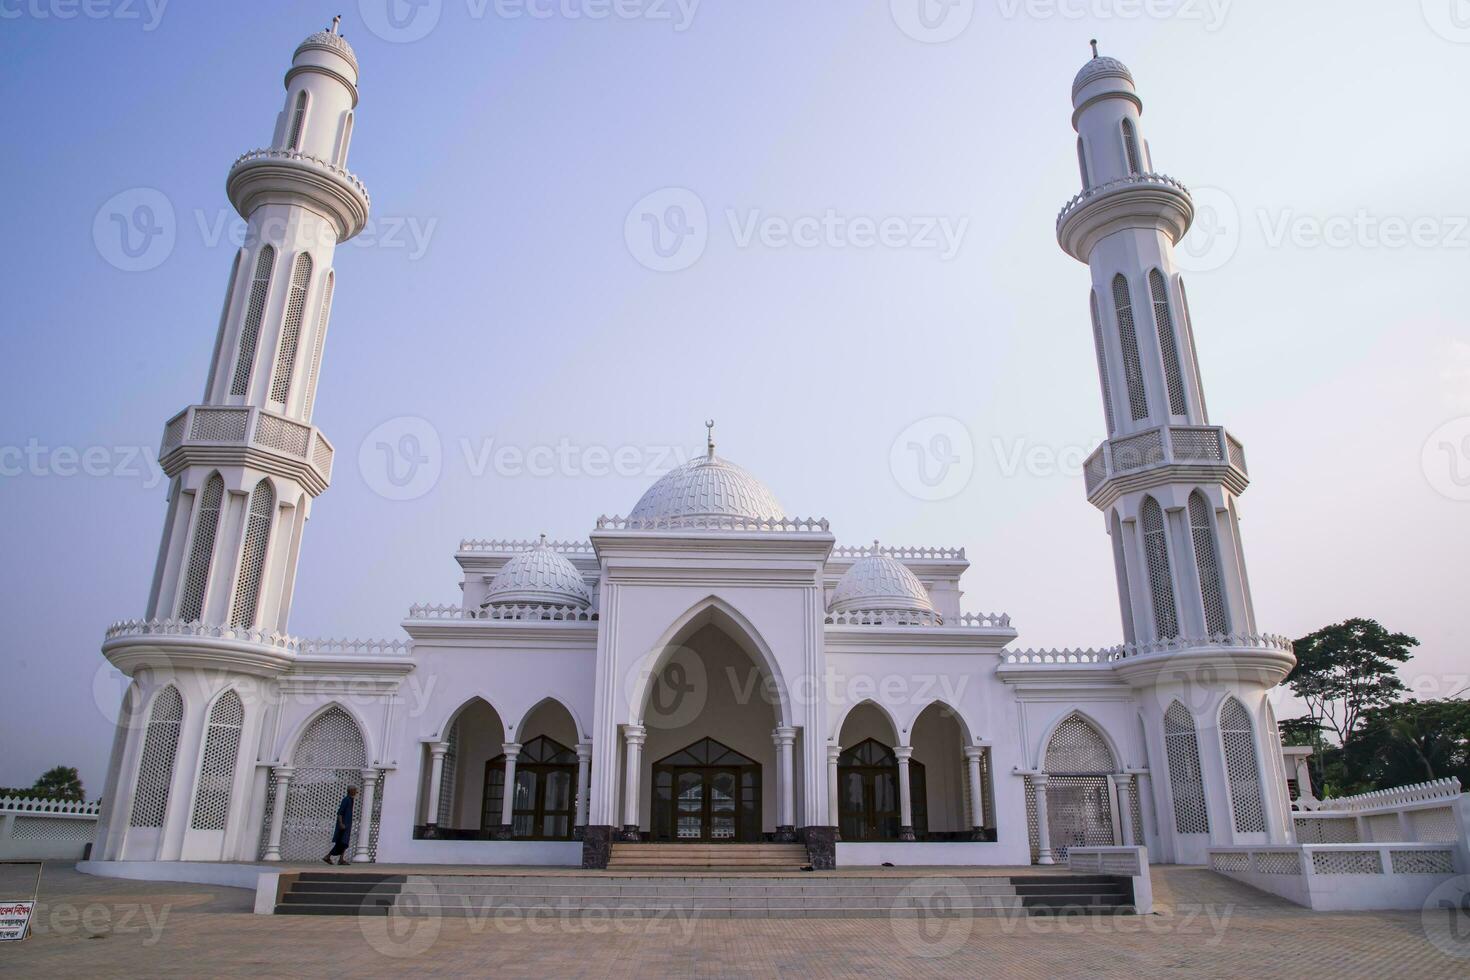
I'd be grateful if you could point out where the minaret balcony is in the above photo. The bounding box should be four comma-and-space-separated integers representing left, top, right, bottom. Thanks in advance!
1056, 172, 1193, 261
160, 405, 334, 495
1082, 423, 1247, 508
226, 147, 371, 242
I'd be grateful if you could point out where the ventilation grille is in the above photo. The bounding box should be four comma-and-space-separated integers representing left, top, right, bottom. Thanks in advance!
190, 408, 248, 443
269, 253, 313, 405
1163, 702, 1210, 834
1141, 497, 1179, 639
1112, 275, 1149, 421
1150, 270, 1188, 416
1045, 716, 1116, 773
437, 720, 459, 826
288, 92, 307, 150
190, 690, 244, 830
256, 413, 310, 456
230, 246, 276, 396
1220, 698, 1266, 833
229, 480, 274, 629
177, 475, 224, 622
1189, 493, 1230, 635
1122, 119, 1141, 174
129, 686, 183, 829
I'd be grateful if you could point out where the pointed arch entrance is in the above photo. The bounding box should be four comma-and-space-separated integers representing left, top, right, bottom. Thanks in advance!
1028, 713, 1129, 861
651, 738, 762, 842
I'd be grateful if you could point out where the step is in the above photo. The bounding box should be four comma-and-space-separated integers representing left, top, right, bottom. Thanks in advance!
394, 882, 1020, 899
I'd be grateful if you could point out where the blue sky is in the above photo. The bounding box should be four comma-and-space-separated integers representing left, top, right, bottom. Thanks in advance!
2, 1, 1467, 791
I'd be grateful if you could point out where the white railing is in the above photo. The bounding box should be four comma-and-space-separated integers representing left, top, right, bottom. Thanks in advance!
458, 538, 596, 554
406, 603, 597, 622
1068, 845, 1152, 913
1293, 778, 1466, 850
1082, 424, 1247, 495
1001, 632, 1294, 667
159, 404, 334, 482
824, 609, 1011, 628
1002, 647, 1120, 665
1057, 171, 1191, 227
1208, 843, 1461, 911
829, 544, 966, 560
594, 514, 830, 533
0, 797, 100, 861
1313, 778, 1461, 814
104, 619, 409, 657
230, 147, 371, 204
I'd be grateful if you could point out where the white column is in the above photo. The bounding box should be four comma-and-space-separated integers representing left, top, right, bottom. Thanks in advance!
261, 766, 293, 861
621, 725, 646, 838
500, 742, 522, 834
424, 741, 448, 829
1136, 771, 1159, 851
1033, 773, 1055, 865
1293, 756, 1317, 806
575, 742, 593, 831
1111, 773, 1137, 846
963, 746, 986, 833
894, 745, 915, 841
827, 744, 841, 831
353, 769, 379, 862
773, 726, 797, 837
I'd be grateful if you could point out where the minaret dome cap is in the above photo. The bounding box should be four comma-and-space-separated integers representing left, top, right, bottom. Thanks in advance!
1072, 49, 1135, 106
294, 24, 359, 76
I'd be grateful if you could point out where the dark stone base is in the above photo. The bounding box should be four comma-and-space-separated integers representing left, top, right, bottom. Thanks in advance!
490, 824, 512, 841
801, 826, 837, 870
572, 825, 586, 842
774, 825, 797, 843
969, 826, 997, 842
581, 825, 614, 869
422, 823, 439, 840
619, 824, 642, 842
898, 826, 916, 842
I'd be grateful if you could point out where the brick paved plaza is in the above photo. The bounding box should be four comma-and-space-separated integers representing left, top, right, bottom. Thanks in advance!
2, 864, 1466, 977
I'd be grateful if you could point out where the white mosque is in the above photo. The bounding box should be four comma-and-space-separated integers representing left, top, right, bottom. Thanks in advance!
89, 25, 1300, 872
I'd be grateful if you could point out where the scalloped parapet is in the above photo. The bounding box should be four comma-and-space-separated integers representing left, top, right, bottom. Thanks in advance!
459, 538, 596, 554
226, 147, 371, 241
407, 602, 598, 622
830, 544, 966, 560
594, 514, 830, 533
1056, 172, 1193, 261
1001, 632, 1294, 668
0, 796, 101, 815
826, 608, 1011, 628
1312, 778, 1462, 814
103, 618, 409, 657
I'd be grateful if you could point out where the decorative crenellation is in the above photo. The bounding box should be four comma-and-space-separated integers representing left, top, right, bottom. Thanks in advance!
1056, 171, 1190, 227
0, 796, 101, 815
830, 544, 966, 560
406, 603, 598, 622
229, 147, 371, 205
595, 514, 830, 533
1002, 632, 1294, 666
1312, 778, 1462, 814
459, 538, 595, 554
103, 618, 409, 657
825, 609, 1011, 628
1081, 423, 1246, 496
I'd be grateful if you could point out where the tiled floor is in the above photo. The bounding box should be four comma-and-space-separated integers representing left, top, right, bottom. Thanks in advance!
2, 864, 1465, 977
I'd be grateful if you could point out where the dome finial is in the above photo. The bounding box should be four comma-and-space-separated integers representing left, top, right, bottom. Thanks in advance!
331, 14, 342, 34
871, 539, 881, 556
705, 419, 716, 460
1089, 38, 1099, 59
537, 532, 548, 547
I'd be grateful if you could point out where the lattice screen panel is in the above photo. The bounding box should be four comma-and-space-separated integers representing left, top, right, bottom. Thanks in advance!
255, 414, 311, 455
268, 253, 312, 405
1112, 274, 1150, 421
14, 817, 95, 842
259, 707, 370, 861
1045, 716, 1116, 773
1188, 493, 1230, 635
1409, 807, 1458, 843
1219, 698, 1266, 833
1163, 702, 1210, 834
177, 474, 224, 622
1172, 429, 1222, 460
191, 690, 244, 830
230, 480, 275, 628
230, 245, 276, 396
129, 686, 183, 828
1364, 813, 1401, 843
1311, 849, 1382, 875
1390, 850, 1454, 874
1149, 269, 1188, 416
190, 409, 248, 443
1255, 851, 1301, 875
1046, 775, 1117, 859
437, 720, 459, 827
1141, 497, 1180, 639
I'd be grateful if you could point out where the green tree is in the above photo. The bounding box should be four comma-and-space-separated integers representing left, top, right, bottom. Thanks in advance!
31, 765, 85, 801
1342, 699, 1470, 789
1286, 618, 1418, 744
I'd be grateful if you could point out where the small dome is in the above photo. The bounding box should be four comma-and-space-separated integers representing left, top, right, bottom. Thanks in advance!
629, 453, 785, 525
483, 537, 590, 608
830, 546, 937, 619
295, 28, 359, 72
1073, 55, 1133, 96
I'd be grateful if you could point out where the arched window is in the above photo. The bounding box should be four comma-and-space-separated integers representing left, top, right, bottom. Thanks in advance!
1189, 491, 1230, 635
129, 686, 183, 828
191, 690, 244, 830
176, 474, 224, 622
483, 736, 578, 840
1111, 274, 1149, 421
1140, 496, 1179, 639
1121, 118, 1141, 174
1178, 278, 1209, 421
1220, 697, 1266, 833
302, 271, 334, 422
1163, 702, 1209, 834
287, 91, 308, 150
229, 245, 276, 397
1149, 270, 1188, 417
336, 111, 354, 166
230, 479, 274, 628
1090, 290, 1116, 435
268, 253, 313, 406
1077, 136, 1090, 189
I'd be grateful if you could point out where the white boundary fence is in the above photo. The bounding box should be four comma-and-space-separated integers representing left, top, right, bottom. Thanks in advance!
0, 797, 100, 861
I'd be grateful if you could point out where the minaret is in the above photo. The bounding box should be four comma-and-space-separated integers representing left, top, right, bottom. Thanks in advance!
145, 22, 369, 633
1058, 47, 1295, 858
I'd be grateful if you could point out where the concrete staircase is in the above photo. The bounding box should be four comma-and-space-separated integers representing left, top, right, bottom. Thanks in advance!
273, 871, 1137, 918
607, 843, 809, 870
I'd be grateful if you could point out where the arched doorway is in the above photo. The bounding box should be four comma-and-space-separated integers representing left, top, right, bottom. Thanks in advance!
420, 697, 506, 838
1030, 714, 1118, 860
264, 706, 374, 861
651, 738, 762, 842
837, 739, 926, 841
484, 736, 578, 840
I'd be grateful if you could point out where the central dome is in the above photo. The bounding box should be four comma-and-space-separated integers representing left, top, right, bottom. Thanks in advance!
483, 536, 591, 608
830, 546, 937, 619
629, 453, 785, 525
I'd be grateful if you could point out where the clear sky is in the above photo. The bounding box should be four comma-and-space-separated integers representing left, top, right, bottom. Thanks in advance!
1, 1, 1466, 793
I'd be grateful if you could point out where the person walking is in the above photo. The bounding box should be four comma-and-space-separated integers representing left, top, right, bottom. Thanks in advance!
323, 785, 358, 865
